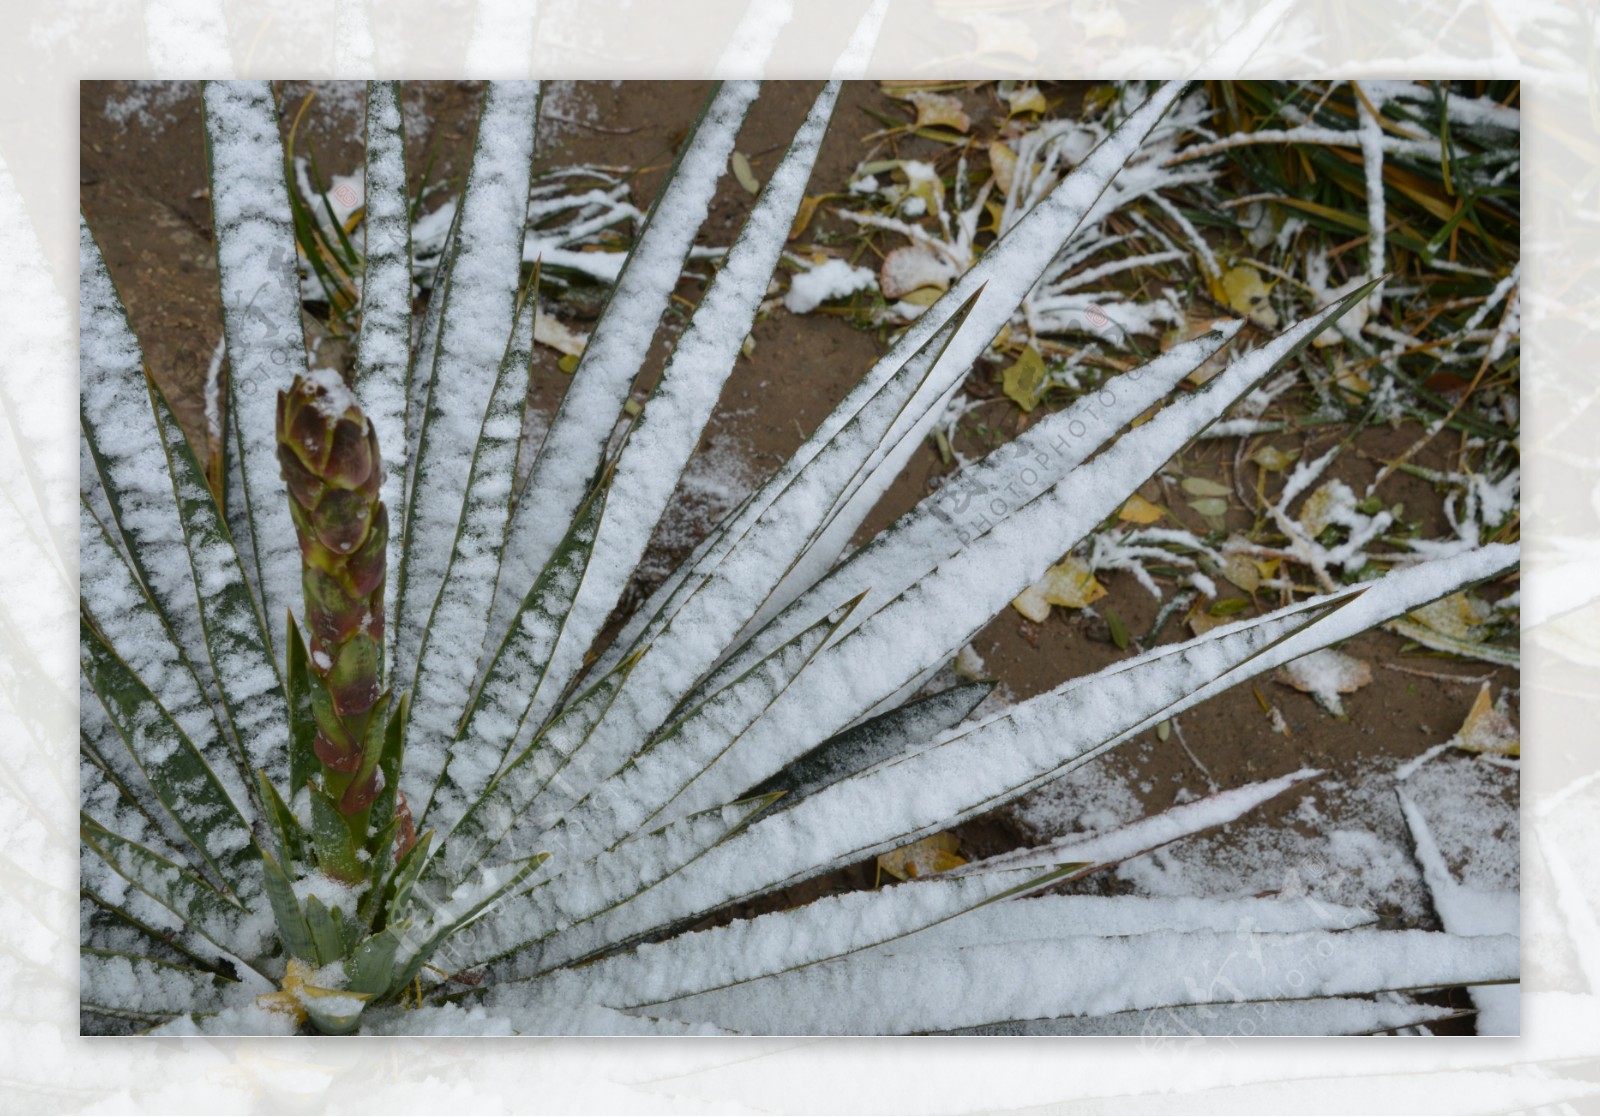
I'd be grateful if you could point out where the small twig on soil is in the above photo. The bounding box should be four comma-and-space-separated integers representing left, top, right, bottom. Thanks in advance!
1170, 716, 1220, 793
544, 112, 642, 135
1383, 662, 1498, 685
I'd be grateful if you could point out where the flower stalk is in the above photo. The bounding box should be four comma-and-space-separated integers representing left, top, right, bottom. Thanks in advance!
278, 369, 389, 883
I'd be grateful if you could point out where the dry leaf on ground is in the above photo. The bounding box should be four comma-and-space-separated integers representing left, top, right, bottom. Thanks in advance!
1012, 556, 1107, 621
895, 89, 972, 133
1274, 648, 1372, 716
878, 832, 966, 881
1450, 682, 1519, 757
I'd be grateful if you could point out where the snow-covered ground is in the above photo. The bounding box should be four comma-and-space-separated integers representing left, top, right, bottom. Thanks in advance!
1011, 741, 1518, 932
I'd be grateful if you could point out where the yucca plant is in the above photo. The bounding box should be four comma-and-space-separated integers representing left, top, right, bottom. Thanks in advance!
79, 79, 1518, 1036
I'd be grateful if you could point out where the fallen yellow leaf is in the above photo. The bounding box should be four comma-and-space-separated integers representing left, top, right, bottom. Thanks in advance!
988, 140, 1018, 197
1001, 345, 1049, 412
880, 244, 955, 300
1041, 557, 1107, 608
1334, 359, 1373, 398
1208, 264, 1278, 328
730, 151, 760, 195
1181, 476, 1231, 498
1118, 493, 1165, 524
878, 832, 966, 881
1012, 582, 1052, 623
1250, 444, 1299, 472
1408, 592, 1494, 643
1012, 557, 1107, 621
1449, 682, 1519, 757
1299, 480, 1348, 537
897, 89, 972, 133
1005, 84, 1048, 116
1223, 552, 1261, 593
788, 194, 826, 241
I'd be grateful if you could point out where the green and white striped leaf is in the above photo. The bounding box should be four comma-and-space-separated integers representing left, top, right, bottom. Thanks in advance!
434, 475, 612, 818
456, 793, 782, 974
80, 730, 197, 881
486, 81, 760, 660
395, 80, 540, 691
427, 650, 639, 895
147, 378, 283, 794
510, 82, 838, 739
79, 216, 220, 709
79, 888, 216, 972
406, 187, 460, 488
79, 501, 238, 804
80, 616, 259, 900
79, 755, 227, 972
201, 80, 313, 667
650, 928, 1517, 1035
352, 80, 413, 680
79, 815, 258, 959
545, 602, 856, 858
80, 948, 229, 1021
408, 288, 538, 816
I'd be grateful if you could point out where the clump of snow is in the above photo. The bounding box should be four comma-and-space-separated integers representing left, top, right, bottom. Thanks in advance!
784, 258, 878, 314
302, 365, 360, 420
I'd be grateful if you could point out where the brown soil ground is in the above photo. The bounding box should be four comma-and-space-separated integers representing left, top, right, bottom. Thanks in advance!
80, 80, 1517, 1030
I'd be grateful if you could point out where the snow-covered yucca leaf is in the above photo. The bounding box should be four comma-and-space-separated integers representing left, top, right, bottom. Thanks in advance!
938, 998, 1467, 1037
350, 80, 412, 679
80, 617, 258, 899
697, 323, 1243, 699
79, 814, 257, 961
485, 81, 759, 662
950, 769, 1322, 878
569, 287, 1372, 851
80, 79, 1519, 1036
643, 928, 1515, 1035
395, 81, 541, 691
80, 221, 216, 696
491, 81, 838, 757
202, 81, 313, 667
435, 81, 830, 822
80, 948, 230, 1023
407, 288, 538, 817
